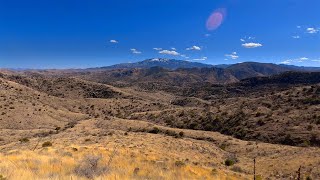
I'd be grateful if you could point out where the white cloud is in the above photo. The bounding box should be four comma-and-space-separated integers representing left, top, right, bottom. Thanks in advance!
242, 42, 263, 48
110, 40, 118, 43
153, 48, 162, 51
225, 52, 239, 60
159, 50, 180, 56
306, 27, 319, 34
193, 57, 207, 61
280, 57, 312, 64
130, 48, 142, 54
171, 47, 177, 50
240, 39, 245, 42
280, 60, 292, 65
300, 57, 309, 61
297, 26, 301, 29
292, 35, 300, 39
186, 46, 201, 51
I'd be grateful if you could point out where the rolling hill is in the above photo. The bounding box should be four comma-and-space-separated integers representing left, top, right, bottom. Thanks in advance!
1, 60, 320, 179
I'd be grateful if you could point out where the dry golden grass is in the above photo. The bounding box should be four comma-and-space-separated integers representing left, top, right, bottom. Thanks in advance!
0, 144, 248, 180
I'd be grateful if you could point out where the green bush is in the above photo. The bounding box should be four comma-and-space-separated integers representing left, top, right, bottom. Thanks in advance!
225, 159, 235, 166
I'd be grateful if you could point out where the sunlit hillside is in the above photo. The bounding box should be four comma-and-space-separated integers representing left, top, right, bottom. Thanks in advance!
0, 144, 248, 180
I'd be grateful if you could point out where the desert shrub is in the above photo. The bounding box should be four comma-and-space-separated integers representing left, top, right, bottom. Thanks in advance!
175, 161, 185, 167
148, 127, 160, 134
302, 98, 320, 105
225, 159, 235, 166
204, 124, 214, 131
219, 143, 228, 151
255, 112, 262, 117
42, 141, 52, 147
164, 130, 178, 137
306, 176, 312, 180
19, 138, 29, 143
225, 154, 238, 166
314, 117, 320, 125
302, 140, 310, 147
178, 131, 184, 137
257, 119, 266, 126
74, 155, 108, 179
211, 168, 218, 175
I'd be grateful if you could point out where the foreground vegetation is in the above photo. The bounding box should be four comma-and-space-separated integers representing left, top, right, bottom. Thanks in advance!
0, 145, 247, 180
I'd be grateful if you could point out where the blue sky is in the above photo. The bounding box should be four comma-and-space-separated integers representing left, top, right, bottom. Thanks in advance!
0, 0, 320, 68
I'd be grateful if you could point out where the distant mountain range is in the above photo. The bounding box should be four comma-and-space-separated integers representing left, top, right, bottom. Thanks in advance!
5, 58, 320, 87
65, 59, 320, 87
92, 58, 320, 72
94, 58, 214, 70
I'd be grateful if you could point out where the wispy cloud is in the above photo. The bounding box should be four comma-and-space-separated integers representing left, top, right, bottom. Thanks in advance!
240, 36, 257, 43
159, 50, 180, 56
292, 35, 300, 39
280, 59, 292, 65
181, 54, 189, 59
306, 27, 319, 34
242, 42, 263, 48
110, 40, 118, 43
225, 52, 239, 60
171, 47, 177, 50
130, 48, 142, 54
280, 57, 310, 64
193, 57, 207, 61
153, 48, 162, 51
186, 46, 201, 51
204, 34, 211, 37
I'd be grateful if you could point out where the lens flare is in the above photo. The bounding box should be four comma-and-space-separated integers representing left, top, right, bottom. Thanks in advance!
206, 8, 226, 31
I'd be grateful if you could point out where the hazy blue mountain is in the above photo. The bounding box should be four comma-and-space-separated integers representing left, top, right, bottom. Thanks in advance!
95, 58, 214, 70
